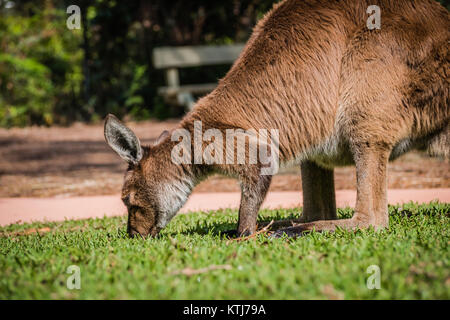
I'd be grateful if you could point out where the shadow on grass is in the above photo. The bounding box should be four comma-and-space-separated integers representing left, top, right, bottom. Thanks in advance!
132, 203, 447, 239
165, 209, 305, 238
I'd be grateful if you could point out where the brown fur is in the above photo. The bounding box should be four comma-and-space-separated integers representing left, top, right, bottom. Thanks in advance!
105, 0, 449, 238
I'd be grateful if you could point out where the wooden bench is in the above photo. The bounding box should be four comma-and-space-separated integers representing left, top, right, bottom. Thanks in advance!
153, 44, 245, 110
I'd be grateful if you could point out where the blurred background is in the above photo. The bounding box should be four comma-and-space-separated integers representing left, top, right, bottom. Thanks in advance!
0, 0, 448, 199
0, 0, 281, 127
0, 0, 449, 127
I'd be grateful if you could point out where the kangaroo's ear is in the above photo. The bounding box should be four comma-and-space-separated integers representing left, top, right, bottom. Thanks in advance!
104, 114, 143, 165
153, 130, 170, 146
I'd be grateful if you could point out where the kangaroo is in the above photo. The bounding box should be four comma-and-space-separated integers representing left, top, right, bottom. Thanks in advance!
105, 0, 449, 238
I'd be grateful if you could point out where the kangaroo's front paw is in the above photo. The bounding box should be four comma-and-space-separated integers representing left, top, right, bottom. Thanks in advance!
237, 229, 254, 237
221, 229, 255, 238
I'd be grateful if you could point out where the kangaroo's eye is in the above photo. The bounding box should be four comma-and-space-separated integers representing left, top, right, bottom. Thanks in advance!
122, 195, 131, 206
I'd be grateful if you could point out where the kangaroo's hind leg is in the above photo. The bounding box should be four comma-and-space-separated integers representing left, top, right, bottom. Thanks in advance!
300, 160, 337, 222
258, 161, 337, 230
271, 143, 391, 237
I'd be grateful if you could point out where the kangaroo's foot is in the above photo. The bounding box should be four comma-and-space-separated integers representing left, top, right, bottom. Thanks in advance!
270, 216, 387, 238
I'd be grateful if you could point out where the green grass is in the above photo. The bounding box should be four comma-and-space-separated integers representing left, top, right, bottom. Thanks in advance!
1, 202, 449, 299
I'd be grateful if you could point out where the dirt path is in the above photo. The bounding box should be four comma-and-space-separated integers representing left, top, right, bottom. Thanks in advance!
0, 120, 449, 198
1, 189, 449, 226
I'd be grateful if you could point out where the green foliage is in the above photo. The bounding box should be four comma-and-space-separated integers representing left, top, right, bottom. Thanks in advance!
0, 54, 54, 126
0, 4, 83, 126
0, 202, 449, 299
437, 0, 450, 10
124, 65, 150, 120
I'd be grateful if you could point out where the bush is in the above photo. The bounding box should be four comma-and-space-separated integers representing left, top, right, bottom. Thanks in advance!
0, 54, 54, 127
0, 6, 83, 127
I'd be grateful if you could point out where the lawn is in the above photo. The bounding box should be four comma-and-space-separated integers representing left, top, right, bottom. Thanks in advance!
0, 202, 449, 299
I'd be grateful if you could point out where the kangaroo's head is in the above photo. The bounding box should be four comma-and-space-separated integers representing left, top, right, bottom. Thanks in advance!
104, 114, 192, 238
